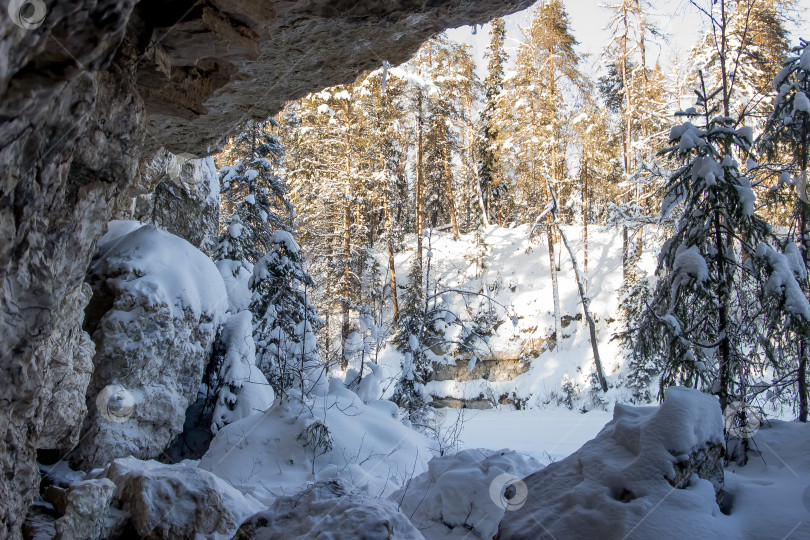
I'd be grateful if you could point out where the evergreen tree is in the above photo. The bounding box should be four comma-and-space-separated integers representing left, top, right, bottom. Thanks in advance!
391, 257, 434, 427
690, 0, 790, 127
758, 38, 810, 421
497, 0, 582, 337
250, 230, 324, 400
634, 74, 770, 415
479, 17, 507, 227
216, 120, 291, 267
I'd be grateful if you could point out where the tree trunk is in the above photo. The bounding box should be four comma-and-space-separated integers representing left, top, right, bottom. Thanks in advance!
799, 121, 810, 422
558, 214, 608, 393
439, 123, 460, 240
799, 198, 809, 421
800, 338, 808, 422
583, 152, 589, 297
384, 194, 400, 325
713, 207, 731, 412
342, 163, 352, 370
547, 214, 561, 337
622, 225, 629, 282
416, 92, 425, 267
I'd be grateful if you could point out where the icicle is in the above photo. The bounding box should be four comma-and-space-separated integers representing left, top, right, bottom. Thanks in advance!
381, 60, 389, 97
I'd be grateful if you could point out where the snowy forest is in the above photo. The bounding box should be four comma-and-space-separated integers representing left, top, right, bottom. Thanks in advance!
5, 0, 810, 538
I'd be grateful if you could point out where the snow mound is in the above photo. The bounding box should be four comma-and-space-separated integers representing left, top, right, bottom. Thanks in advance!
233, 480, 423, 540
497, 387, 730, 539
99, 219, 144, 246
199, 383, 434, 504
391, 448, 541, 539
93, 223, 228, 322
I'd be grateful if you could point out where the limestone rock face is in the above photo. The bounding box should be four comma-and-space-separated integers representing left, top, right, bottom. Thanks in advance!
136, 0, 536, 156
34, 282, 96, 451
0, 0, 533, 536
117, 150, 221, 252
71, 225, 227, 470
0, 7, 143, 534
234, 480, 423, 540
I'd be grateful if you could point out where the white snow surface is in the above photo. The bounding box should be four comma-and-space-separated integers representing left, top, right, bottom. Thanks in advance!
794, 91, 810, 114
94, 223, 228, 323
99, 219, 144, 247
391, 448, 541, 539
215, 258, 253, 313
199, 382, 434, 505
757, 242, 810, 320
497, 387, 730, 539
441, 407, 613, 464
673, 244, 710, 285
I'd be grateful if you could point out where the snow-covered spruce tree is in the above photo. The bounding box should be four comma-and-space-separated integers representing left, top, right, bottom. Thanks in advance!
633, 73, 770, 412
250, 230, 325, 400
478, 17, 507, 227
391, 257, 434, 428
758, 38, 810, 421
211, 311, 275, 433
216, 120, 292, 267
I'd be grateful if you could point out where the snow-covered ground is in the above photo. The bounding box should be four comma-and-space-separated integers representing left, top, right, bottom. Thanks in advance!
368, 223, 662, 410
439, 406, 612, 464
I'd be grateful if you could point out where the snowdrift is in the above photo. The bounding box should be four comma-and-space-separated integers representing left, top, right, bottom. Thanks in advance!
496, 387, 730, 539
199, 382, 434, 504
391, 448, 541, 539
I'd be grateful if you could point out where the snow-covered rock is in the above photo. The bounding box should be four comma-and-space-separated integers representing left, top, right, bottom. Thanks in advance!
99, 457, 263, 540
497, 387, 727, 539
391, 449, 541, 539
233, 480, 423, 540
121, 150, 221, 253
52, 479, 115, 540
72, 224, 228, 470
200, 383, 434, 504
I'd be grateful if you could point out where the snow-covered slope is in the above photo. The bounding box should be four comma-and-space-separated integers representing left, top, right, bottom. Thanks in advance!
372, 223, 659, 410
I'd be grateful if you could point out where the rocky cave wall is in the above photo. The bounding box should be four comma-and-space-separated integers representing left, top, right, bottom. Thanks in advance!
0, 0, 535, 537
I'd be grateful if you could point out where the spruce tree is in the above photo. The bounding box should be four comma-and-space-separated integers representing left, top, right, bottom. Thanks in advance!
479, 17, 507, 227
216, 120, 291, 267
758, 38, 810, 421
634, 74, 770, 413
250, 230, 324, 399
